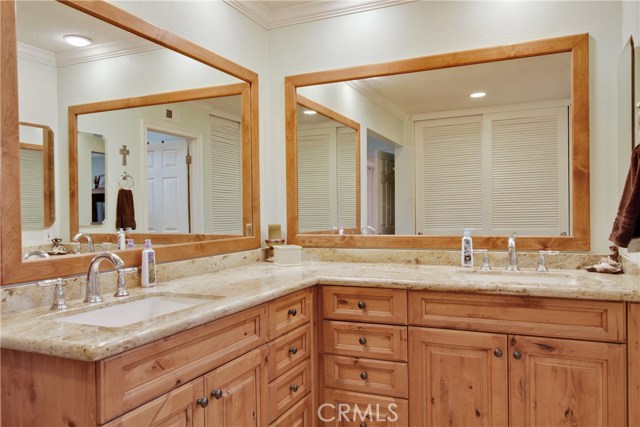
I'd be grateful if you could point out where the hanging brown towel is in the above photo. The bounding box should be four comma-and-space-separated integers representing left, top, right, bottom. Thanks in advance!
116, 189, 136, 230
609, 144, 640, 247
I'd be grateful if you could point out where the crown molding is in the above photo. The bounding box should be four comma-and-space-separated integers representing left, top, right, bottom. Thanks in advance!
17, 43, 56, 67
56, 38, 161, 67
345, 80, 408, 121
224, 0, 415, 29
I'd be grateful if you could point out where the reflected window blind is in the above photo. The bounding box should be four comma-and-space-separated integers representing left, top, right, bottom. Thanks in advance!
298, 129, 332, 232
489, 109, 569, 234
416, 117, 483, 234
209, 115, 242, 234
337, 127, 357, 228
20, 148, 44, 228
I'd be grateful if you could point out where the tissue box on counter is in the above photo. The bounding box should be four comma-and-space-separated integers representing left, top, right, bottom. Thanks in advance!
274, 245, 302, 266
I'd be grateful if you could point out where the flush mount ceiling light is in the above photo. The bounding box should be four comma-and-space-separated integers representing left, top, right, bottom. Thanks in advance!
303, 110, 317, 115
63, 35, 92, 47
469, 92, 487, 98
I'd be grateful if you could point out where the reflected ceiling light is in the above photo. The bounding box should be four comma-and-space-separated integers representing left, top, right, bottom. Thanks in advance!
469, 92, 487, 98
303, 110, 317, 115
63, 35, 92, 47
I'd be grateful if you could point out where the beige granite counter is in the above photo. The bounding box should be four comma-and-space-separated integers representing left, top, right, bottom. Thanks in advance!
1, 261, 638, 362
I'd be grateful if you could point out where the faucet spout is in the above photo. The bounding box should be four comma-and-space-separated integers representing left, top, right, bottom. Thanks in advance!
73, 233, 95, 253
506, 233, 519, 271
85, 252, 124, 303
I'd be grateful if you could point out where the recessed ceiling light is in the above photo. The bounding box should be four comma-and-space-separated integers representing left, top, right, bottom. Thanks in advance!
470, 92, 487, 98
63, 35, 92, 47
303, 110, 317, 115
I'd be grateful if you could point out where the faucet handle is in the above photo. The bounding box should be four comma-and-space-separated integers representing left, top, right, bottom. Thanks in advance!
537, 250, 559, 272
115, 267, 138, 297
471, 249, 491, 271
37, 278, 68, 311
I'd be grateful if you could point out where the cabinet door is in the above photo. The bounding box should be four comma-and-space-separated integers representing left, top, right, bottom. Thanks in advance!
409, 327, 508, 427
509, 335, 626, 427
204, 346, 268, 427
103, 378, 205, 427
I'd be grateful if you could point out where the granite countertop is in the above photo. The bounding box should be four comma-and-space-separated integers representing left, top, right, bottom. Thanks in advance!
1, 261, 638, 362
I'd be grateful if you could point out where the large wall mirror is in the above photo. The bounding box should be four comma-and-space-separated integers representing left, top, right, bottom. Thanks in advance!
286, 34, 589, 251
1, 0, 260, 285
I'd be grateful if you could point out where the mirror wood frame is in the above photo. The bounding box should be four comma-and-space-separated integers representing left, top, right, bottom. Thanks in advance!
285, 33, 589, 251
1, 0, 260, 285
296, 94, 362, 234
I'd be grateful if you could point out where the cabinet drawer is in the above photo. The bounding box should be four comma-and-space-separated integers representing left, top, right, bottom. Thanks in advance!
270, 394, 313, 427
268, 358, 312, 422
268, 323, 312, 381
324, 321, 407, 361
322, 286, 407, 324
324, 355, 408, 398
268, 289, 313, 339
320, 389, 408, 427
408, 291, 626, 342
102, 378, 205, 427
97, 305, 268, 423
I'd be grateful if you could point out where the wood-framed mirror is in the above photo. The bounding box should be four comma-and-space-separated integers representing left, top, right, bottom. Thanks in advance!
1, 0, 260, 285
286, 34, 589, 251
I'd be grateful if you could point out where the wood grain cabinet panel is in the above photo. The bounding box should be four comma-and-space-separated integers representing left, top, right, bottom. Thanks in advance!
322, 286, 407, 324
509, 335, 626, 427
267, 323, 312, 381
324, 354, 408, 398
323, 320, 407, 361
408, 327, 508, 427
320, 388, 409, 427
268, 289, 313, 338
203, 346, 268, 427
269, 395, 313, 427
408, 291, 626, 342
102, 378, 205, 427
268, 358, 312, 422
98, 305, 267, 423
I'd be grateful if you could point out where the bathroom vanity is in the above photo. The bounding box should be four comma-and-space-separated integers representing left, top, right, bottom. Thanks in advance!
1, 262, 638, 426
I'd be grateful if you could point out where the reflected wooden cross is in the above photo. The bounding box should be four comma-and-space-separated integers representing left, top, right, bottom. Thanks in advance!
119, 145, 130, 166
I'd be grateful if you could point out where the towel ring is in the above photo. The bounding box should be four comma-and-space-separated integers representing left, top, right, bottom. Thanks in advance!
119, 172, 134, 190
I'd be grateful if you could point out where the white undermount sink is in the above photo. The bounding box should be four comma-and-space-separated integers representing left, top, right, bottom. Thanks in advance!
54, 294, 219, 328
454, 269, 579, 286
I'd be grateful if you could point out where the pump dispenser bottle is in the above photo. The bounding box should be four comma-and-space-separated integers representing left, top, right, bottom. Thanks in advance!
461, 228, 474, 267
117, 228, 126, 250
141, 239, 157, 287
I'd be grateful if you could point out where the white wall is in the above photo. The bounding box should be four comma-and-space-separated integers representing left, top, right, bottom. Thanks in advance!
267, 1, 626, 253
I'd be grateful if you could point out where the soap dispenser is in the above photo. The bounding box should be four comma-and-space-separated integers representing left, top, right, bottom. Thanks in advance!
461, 228, 474, 268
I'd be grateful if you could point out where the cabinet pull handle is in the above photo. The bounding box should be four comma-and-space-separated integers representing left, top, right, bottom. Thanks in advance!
288, 308, 297, 316
289, 346, 298, 355
357, 301, 366, 309
290, 384, 299, 392
494, 349, 503, 357
196, 397, 209, 408
358, 337, 367, 345
513, 351, 522, 360
360, 371, 368, 380
211, 388, 223, 399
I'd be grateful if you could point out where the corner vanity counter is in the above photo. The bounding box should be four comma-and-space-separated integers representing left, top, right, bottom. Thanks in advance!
2, 262, 639, 426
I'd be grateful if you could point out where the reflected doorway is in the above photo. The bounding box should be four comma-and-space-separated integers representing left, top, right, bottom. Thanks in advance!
367, 130, 397, 235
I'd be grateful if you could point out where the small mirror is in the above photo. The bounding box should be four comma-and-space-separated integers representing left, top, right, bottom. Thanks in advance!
77, 132, 106, 226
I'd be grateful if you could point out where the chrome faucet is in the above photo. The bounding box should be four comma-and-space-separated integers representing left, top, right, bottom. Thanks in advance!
361, 225, 378, 235
85, 252, 124, 303
506, 233, 519, 271
73, 233, 95, 253
23, 250, 50, 260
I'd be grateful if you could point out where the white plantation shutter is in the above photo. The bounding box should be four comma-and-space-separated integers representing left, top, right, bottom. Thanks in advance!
415, 116, 483, 234
489, 108, 569, 235
209, 115, 242, 234
415, 106, 569, 236
298, 128, 333, 232
337, 127, 357, 228
20, 148, 44, 228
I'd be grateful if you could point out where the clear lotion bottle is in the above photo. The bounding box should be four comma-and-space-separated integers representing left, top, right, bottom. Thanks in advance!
461, 228, 474, 268
141, 239, 157, 287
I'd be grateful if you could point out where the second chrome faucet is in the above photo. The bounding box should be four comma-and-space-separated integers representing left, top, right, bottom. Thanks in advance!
506, 233, 519, 271
85, 252, 124, 303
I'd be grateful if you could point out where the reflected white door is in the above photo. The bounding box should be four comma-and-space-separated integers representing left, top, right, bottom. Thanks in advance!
147, 139, 189, 233
377, 151, 395, 235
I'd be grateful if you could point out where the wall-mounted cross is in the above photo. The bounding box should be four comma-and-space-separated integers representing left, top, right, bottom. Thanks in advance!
119, 145, 130, 166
